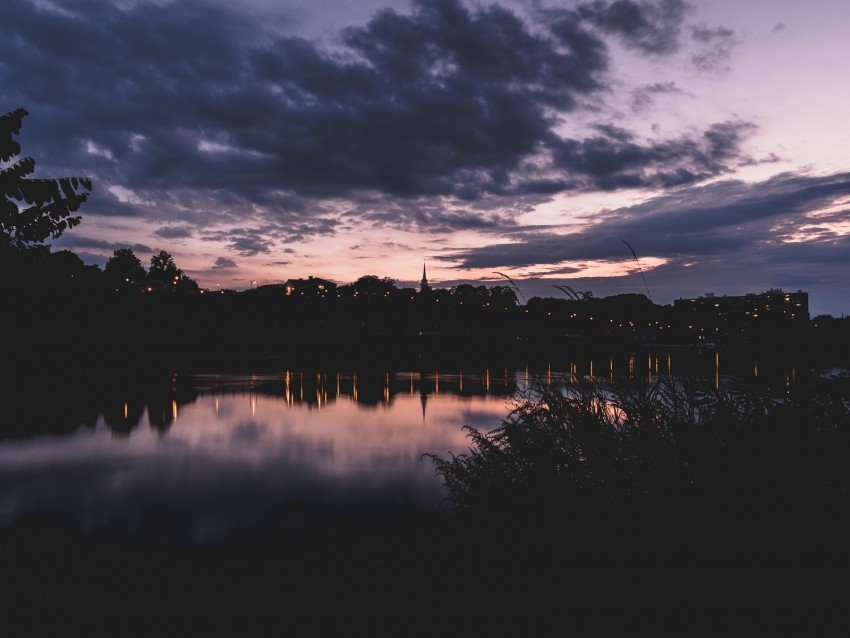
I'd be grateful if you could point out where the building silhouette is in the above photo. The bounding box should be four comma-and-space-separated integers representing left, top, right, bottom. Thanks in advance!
674, 289, 809, 323
283, 276, 337, 298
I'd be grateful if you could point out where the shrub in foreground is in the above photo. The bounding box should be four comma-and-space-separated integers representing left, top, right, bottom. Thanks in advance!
427, 374, 850, 550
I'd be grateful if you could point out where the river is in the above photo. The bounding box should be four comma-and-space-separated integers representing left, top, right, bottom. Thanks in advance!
0, 346, 808, 542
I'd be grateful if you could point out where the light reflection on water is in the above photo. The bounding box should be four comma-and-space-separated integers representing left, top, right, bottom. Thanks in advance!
0, 351, 801, 541
0, 371, 512, 540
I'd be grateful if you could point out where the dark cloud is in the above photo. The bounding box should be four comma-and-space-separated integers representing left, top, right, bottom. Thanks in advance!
574, 0, 691, 55
199, 217, 336, 255
631, 81, 685, 112
283, 219, 337, 243
1, 0, 751, 224
154, 226, 194, 239
213, 256, 238, 269
439, 171, 850, 278
342, 189, 552, 234
518, 265, 586, 277
202, 230, 274, 257
690, 25, 738, 70
51, 234, 152, 254
549, 120, 755, 190
71, 186, 147, 219
361, 203, 516, 233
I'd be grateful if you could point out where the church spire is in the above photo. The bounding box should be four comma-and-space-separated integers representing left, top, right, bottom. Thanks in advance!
420, 262, 430, 293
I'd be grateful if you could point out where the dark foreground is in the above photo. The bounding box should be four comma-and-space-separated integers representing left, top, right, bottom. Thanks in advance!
4, 365, 850, 635
3, 501, 848, 637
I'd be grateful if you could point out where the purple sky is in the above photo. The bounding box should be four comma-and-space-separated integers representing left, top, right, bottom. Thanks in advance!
4, 0, 850, 314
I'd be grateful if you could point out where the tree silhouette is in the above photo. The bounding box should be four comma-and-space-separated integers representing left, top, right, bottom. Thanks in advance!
147, 250, 180, 289
488, 285, 519, 310
147, 249, 198, 293
351, 275, 396, 298
104, 248, 146, 290
0, 108, 91, 249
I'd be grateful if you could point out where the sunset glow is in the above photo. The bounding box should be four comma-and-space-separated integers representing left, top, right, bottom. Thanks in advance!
4, 0, 849, 313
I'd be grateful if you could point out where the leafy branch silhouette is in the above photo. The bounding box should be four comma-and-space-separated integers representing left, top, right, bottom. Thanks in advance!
0, 107, 92, 247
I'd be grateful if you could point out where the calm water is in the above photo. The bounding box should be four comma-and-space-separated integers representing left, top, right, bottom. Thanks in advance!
0, 369, 516, 541
0, 349, 804, 541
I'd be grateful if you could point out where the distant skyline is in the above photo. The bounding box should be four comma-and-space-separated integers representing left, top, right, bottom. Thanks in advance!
3, 0, 850, 314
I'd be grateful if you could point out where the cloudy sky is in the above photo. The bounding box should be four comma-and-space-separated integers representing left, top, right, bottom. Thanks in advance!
3, 0, 850, 314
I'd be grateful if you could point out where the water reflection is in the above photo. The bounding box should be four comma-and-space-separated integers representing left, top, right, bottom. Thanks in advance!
0, 369, 513, 541
0, 348, 806, 444
0, 348, 811, 542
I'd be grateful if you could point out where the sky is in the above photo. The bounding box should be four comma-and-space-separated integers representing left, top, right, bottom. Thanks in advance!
3, 0, 850, 314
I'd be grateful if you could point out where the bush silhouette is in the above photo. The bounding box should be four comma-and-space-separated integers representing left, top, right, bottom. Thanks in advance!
427, 373, 850, 550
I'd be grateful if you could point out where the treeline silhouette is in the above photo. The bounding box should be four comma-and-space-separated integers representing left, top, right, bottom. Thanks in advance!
3, 244, 847, 366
